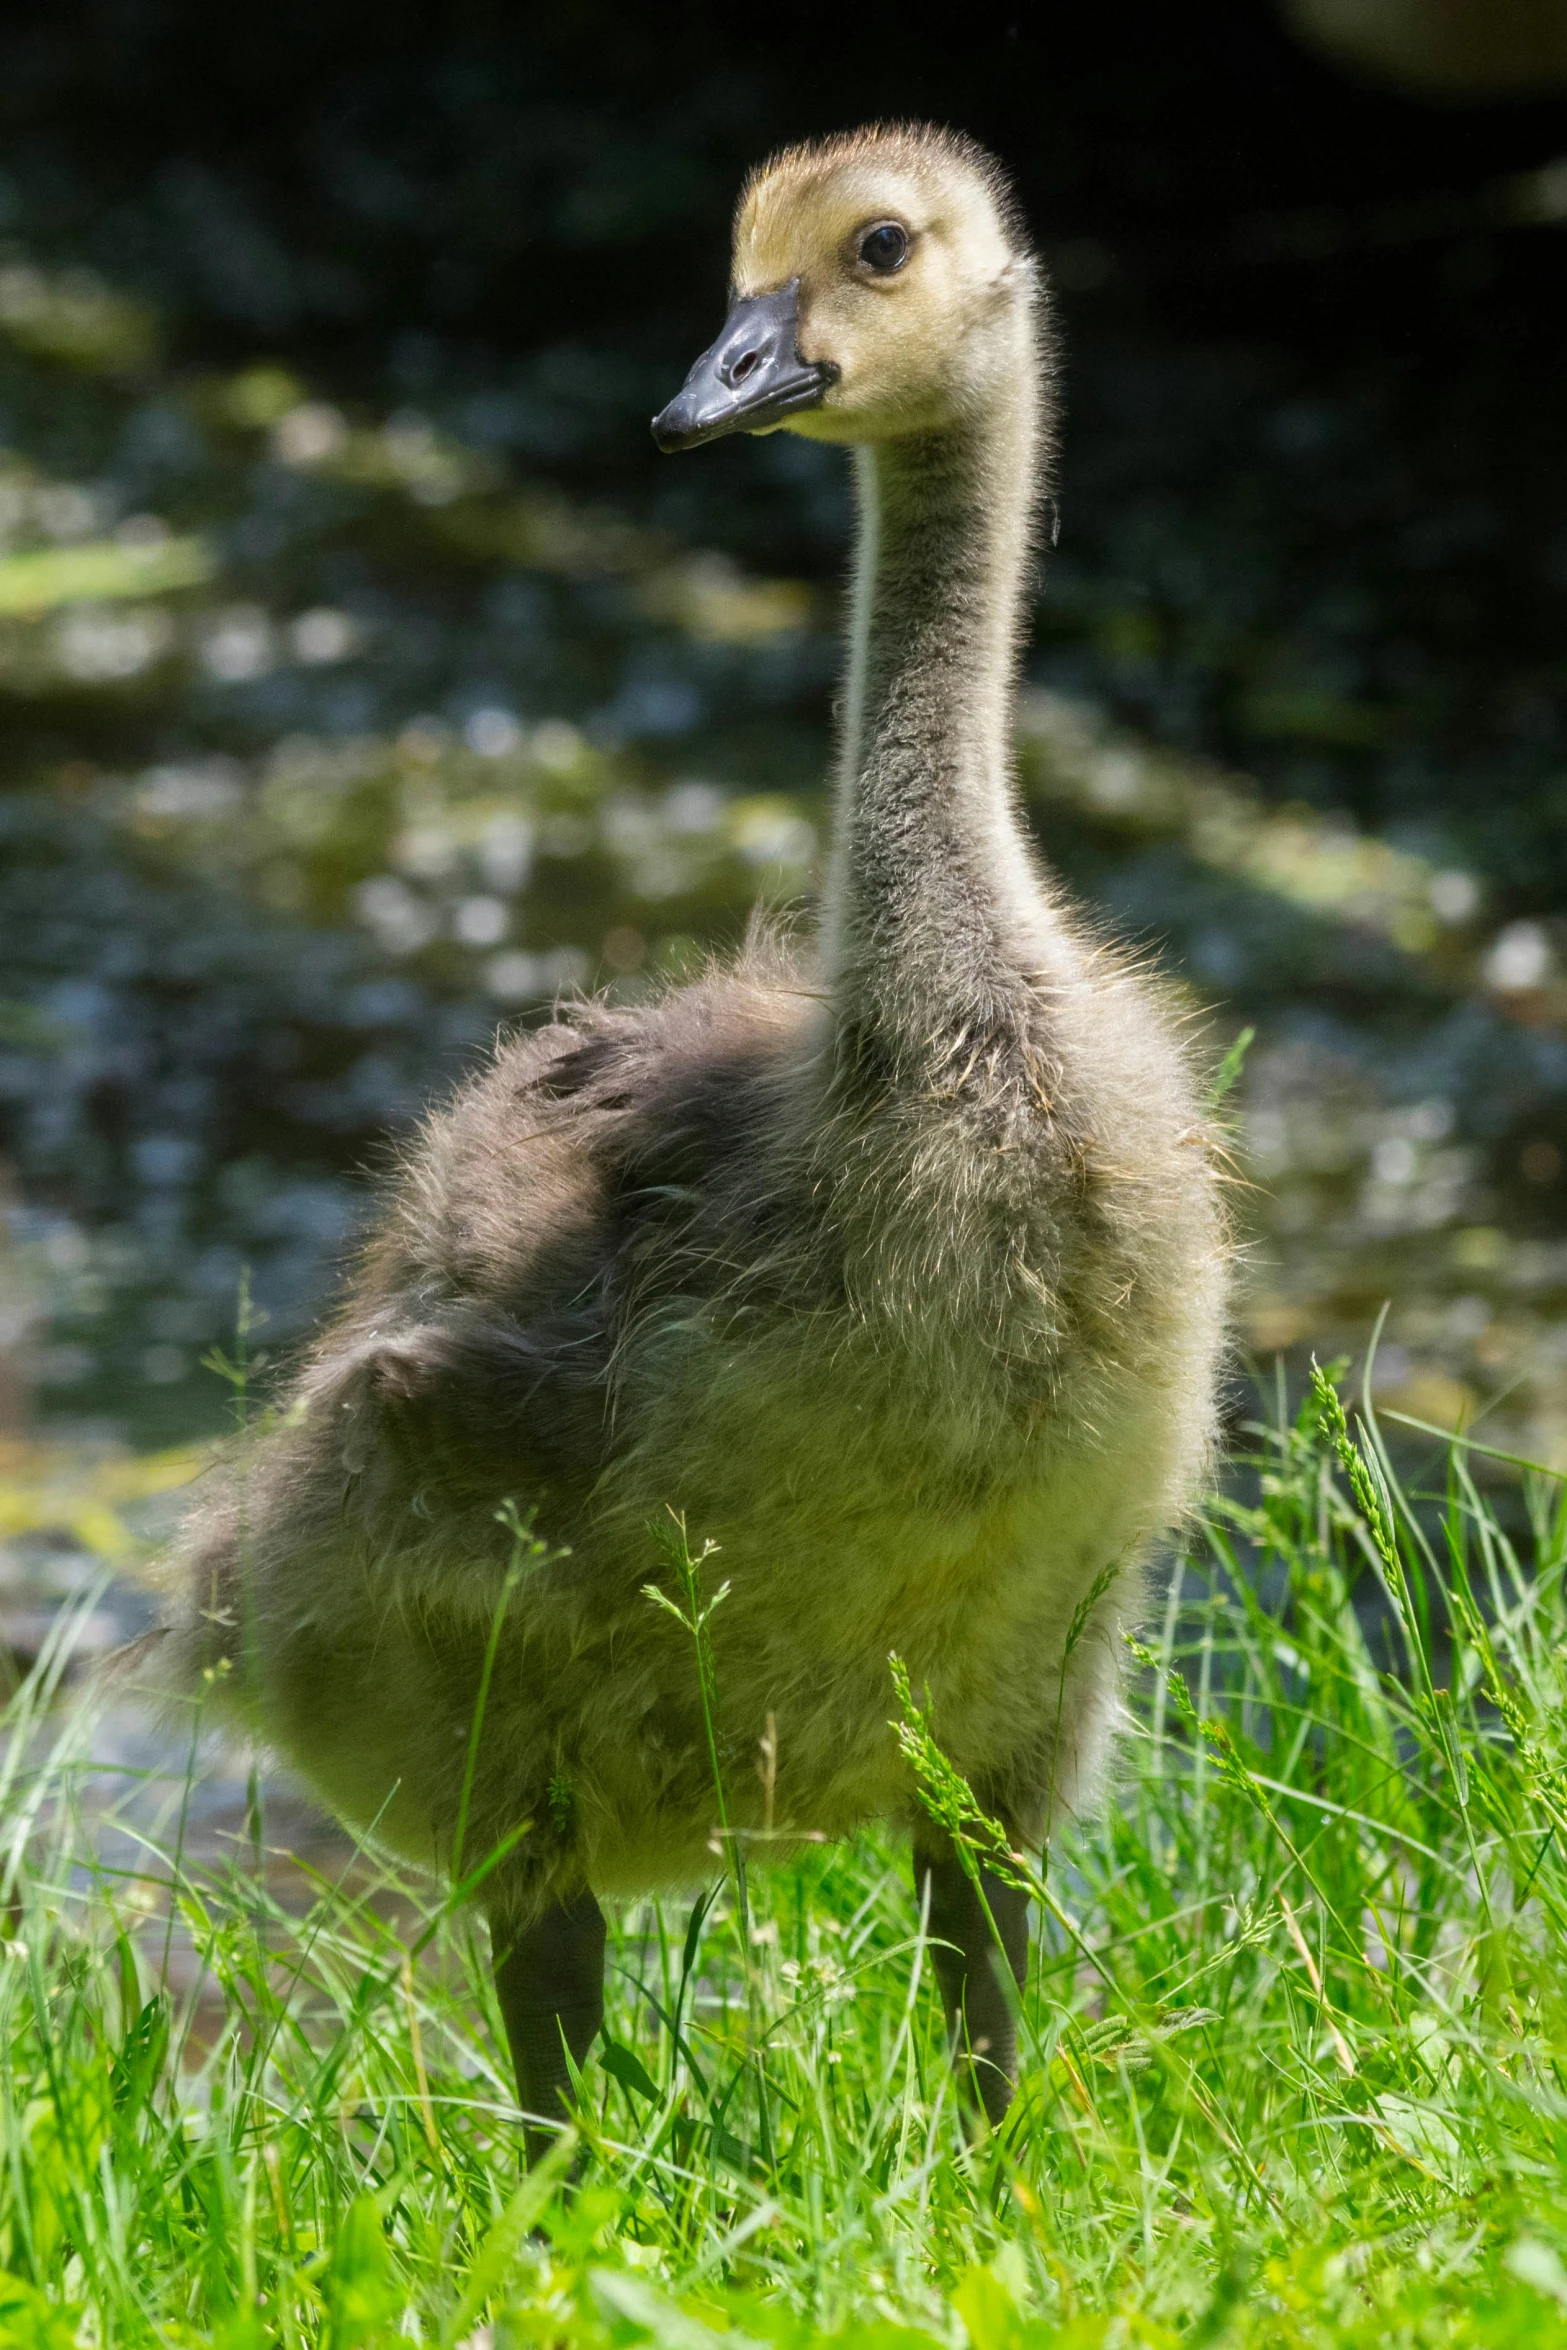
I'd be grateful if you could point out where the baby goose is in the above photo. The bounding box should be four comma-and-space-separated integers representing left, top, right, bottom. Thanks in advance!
156, 123, 1228, 2151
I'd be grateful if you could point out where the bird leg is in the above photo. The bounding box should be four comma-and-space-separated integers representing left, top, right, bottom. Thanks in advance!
490, 1887, 607, 2165
914, 1830, 1029, 2127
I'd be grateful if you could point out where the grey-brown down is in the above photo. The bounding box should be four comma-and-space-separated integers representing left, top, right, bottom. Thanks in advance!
151, 123, 1232, 1946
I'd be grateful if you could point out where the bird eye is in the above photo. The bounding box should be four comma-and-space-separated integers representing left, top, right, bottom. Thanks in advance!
857, 221, 910, 275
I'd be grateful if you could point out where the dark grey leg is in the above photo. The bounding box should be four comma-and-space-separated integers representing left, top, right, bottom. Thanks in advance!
490, 1887, 607, 2164
914, 1835, 1029, 2127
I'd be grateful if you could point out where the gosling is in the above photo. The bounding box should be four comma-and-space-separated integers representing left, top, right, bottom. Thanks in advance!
155, 123, 1229, 2152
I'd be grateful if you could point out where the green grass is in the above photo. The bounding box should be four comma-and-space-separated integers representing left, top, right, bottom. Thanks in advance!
7, 1369, 1567, 2346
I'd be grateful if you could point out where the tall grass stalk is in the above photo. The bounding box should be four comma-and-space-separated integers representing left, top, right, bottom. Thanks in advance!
6, 1370, 1567, 2341
642, 1512, 777, 2170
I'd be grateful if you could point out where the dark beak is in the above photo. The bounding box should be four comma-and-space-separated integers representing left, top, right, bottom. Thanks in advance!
651, 280, 836, 453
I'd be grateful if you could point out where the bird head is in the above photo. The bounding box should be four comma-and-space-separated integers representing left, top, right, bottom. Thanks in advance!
651, 125, 1033, 455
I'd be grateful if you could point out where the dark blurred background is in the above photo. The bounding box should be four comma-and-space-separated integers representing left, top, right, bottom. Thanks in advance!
1, 0, 1566, 1479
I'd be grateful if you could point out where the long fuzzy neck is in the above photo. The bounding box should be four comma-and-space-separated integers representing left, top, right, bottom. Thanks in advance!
820, 293, 1056, 1082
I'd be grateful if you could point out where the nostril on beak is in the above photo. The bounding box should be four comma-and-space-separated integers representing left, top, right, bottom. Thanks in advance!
652, 281, 823, 452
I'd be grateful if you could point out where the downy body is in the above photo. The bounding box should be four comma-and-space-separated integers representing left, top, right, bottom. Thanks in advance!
158, 125, 1229, 1943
